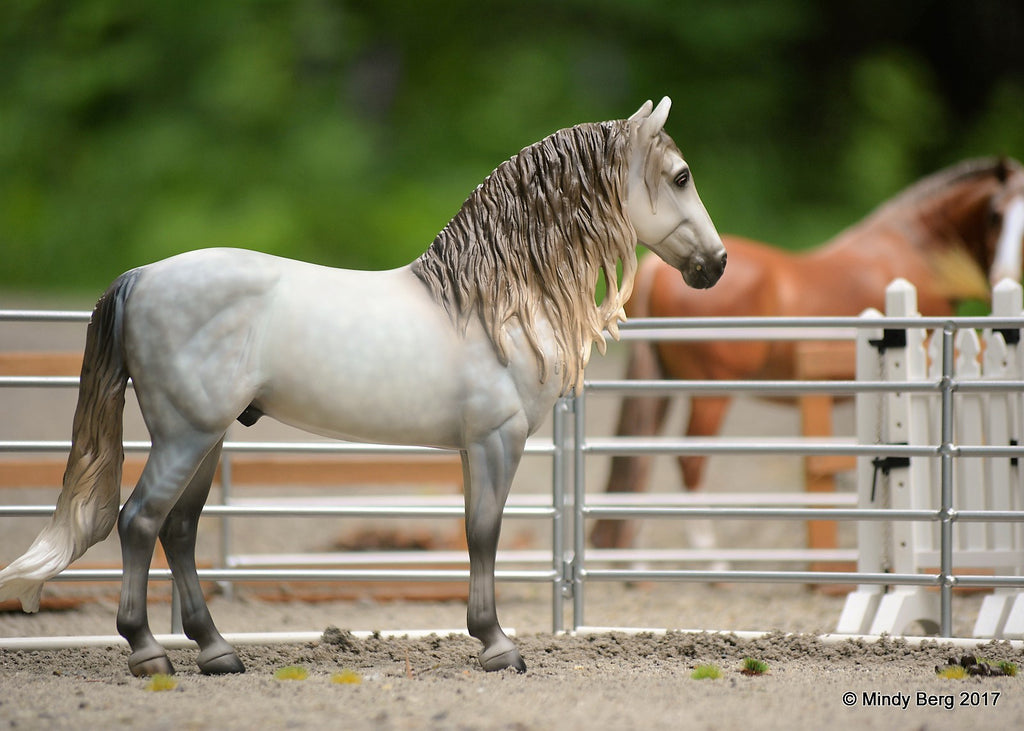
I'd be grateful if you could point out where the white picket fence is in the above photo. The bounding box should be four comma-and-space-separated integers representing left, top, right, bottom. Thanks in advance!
838, 278, 1024, 638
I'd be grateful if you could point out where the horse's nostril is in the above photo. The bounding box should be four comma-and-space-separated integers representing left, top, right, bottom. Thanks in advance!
714, 251, 727, 276
705, 251, 726, 281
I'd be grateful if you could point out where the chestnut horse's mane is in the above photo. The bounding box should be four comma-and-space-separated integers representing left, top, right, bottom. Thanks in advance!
412, 120, 670, 392
855, 156, 1024, 302
874, 156, 1021, 215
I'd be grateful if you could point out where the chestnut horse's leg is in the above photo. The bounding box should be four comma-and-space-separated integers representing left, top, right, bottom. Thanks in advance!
158, 439, 244, 675
591, 337, 671, 549
590, 395, 671, 550
462, 416, 528, 672
679, 396, 732, 490
679, 396, 732, 554
116, 431, 224, 677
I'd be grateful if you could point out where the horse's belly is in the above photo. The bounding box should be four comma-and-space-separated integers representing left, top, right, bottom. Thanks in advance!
258, 320, 464, 446
259, 353, 466, 447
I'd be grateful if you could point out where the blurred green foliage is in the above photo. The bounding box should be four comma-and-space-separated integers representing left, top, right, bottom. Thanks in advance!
1, 0, 1022, 293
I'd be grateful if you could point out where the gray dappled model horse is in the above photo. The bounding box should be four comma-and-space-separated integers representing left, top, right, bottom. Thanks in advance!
0, 98, 726, 676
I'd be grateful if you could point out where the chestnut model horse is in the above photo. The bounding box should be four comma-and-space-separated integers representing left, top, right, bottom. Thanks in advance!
592, 156, 1024, 551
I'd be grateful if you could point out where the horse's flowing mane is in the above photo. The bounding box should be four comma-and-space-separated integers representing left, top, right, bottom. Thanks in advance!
412, 119, 651, 393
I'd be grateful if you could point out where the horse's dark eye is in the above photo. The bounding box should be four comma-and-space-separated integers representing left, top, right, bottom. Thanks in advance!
674, 170, 690, 188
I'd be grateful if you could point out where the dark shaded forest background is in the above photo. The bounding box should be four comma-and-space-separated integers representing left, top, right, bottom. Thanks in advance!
2, 0, 1023, 294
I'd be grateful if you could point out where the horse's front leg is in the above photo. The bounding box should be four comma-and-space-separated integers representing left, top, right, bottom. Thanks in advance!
462, 416, 528, 672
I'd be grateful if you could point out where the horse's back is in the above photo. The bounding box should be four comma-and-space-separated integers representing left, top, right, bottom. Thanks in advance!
631, 228, 948, 382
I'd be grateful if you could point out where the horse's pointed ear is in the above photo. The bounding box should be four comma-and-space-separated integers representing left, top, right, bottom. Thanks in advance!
639, 96, 671, 138
629, 100, 654, 122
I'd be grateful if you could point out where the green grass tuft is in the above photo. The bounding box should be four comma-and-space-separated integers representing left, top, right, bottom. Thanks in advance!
936, 665, 967, 680
691, 664, 722, 680
741, 657, 769, 676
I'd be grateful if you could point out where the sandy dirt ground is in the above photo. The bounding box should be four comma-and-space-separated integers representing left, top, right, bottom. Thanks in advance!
2, 296, 1022, 729
2, 585, 1022, 731
2, 593, 1022, 731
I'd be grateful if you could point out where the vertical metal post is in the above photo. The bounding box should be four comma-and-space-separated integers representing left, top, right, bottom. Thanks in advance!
550, 397, 567, 633
939, 323, 956, 637
572, 387, 587, 630
219, 448, 235, 600
170, 584, 183, 634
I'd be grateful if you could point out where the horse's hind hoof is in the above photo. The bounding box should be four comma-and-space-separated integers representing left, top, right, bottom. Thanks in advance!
198, 649, 245, 675
128, 649, 175, 678
479, 647, 527, 673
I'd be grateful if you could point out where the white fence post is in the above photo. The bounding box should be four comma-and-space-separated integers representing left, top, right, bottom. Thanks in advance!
835, 307, 885, 634
839, 280, 940, 635
975, 278, 1024, 637
865, 279, 940, 635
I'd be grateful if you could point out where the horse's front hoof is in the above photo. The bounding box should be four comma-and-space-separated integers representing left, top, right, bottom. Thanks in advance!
128, 648, 175, 678
479, 646, 527, 673
198, 648, 245, 675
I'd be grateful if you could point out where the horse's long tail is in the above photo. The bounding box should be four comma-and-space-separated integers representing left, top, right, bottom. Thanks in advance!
0, 270, 139, 612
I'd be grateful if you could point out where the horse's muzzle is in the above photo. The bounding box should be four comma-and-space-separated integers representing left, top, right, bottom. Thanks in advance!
682, 250, 727, 289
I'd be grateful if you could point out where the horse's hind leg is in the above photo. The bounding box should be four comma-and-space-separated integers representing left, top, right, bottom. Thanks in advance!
158, 439, 244, 675
116, 432, 224, 677
462, 416, 528, 672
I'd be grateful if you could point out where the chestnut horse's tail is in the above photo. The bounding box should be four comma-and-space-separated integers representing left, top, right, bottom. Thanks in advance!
0, 270, 139, 612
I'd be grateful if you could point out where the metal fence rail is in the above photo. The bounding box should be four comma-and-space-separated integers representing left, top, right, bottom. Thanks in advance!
570, 314, 1024, 636
4, 309, 1024, 641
